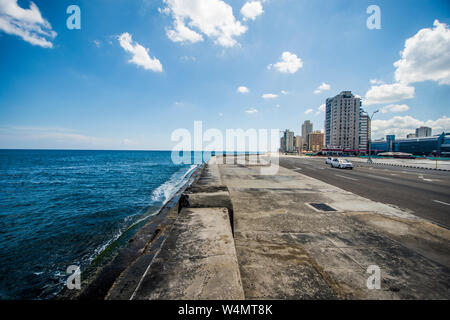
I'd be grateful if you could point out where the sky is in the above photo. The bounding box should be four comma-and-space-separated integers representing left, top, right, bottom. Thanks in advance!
0, 0, 449, 150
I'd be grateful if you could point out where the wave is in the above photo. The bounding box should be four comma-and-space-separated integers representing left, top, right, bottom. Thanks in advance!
85, 165, 198, 274
150, 164, 198, 205
86, 164, 198, 268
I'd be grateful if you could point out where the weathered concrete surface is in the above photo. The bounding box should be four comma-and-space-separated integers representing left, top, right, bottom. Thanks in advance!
216, 155, 450, 299
83, 155, 449, 300
105, 158, 243, 300
344, 212, 450, 268
128, 207, 244, 300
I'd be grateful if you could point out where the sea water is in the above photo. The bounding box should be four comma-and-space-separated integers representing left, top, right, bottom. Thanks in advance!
0, 150, 205, 299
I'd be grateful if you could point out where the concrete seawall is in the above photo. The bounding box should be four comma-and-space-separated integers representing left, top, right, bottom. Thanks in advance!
65, 163, 206, 299
106, 160, 243, 300
72, 158, 244, 300
74, 155, 450, 300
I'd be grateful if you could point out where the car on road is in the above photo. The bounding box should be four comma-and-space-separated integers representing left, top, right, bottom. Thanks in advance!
325, 157, 333, 165
331, 158, 354, 169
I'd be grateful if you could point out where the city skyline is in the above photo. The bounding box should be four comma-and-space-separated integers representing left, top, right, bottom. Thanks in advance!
1, 1, 450, 305
0, 0, 449, 150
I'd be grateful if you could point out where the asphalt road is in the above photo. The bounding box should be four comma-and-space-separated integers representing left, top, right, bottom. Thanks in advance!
279, 157, 450, 229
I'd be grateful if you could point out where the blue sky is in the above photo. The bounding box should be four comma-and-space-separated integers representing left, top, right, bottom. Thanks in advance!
0, 0, 449, 150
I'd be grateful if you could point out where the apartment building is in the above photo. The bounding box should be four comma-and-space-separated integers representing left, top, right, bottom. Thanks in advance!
325, 91, 361, 150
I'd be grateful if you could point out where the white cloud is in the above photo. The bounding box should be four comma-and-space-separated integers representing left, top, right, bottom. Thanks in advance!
304, 108, 314, 115
245, 107, 258, 114
314, 82, 331, 94
275, 104, 280, 108
162, 0, 247, 47
0, 0, 56, 48
218, 112, 223, 117
93, 40, 101, 47
364, 82, 415, 105
262, 93, 278, 99
372, 115, 450, 139
380, 104, 410, 114
237, 86, 250, 94
281, 90, 288, 95
394, 20, 450, 85
240, 1, 263, 21
370, 79, 384, 85
267, 51, 303, 74
166, 18, 203, 43
158, 7, 171, 15
118, 32, 163, 72
314, 104, 326, 116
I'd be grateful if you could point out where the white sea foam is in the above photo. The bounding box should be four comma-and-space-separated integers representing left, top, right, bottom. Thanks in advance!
52, 164, 200, 299
86, 165, 198, 264
151, 164, 198, 204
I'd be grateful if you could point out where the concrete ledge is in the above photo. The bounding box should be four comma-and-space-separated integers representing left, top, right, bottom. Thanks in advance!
179, 158, 235, 233
180, 186, 234, 234
129, 207, 244, 300
180, 187, 232, 212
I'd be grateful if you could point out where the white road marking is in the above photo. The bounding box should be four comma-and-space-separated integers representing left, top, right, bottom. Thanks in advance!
335, 174, 358, 181
433, 200, 450, 206
365, 174, 393, 181
418, 175, 437, 182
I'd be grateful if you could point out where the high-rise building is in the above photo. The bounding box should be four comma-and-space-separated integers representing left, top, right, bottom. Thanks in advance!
415, 126, 432, 138
308, 131, 324, 152
302, 120, 313, 150
283, 129, 295, 153
302, 120, 313, 141
406, 133, 416, 139
295, 135, 303, 152
359, 113, 370, 154
325, 91, 361, 150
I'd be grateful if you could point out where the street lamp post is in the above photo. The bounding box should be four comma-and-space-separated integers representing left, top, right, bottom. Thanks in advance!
361, 109, 379, 164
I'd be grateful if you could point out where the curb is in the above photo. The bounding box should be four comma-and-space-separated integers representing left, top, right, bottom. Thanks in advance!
356, 161, 450, 172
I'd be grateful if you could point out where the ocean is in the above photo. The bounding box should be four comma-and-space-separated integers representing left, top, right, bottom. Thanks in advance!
0, 150, 206, 299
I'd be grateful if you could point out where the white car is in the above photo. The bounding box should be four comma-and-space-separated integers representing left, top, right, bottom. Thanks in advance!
325, 157, 333, 164
331, 158, 354, 169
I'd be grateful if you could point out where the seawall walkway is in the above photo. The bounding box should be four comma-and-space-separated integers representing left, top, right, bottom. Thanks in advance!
78, 155, 450, 299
